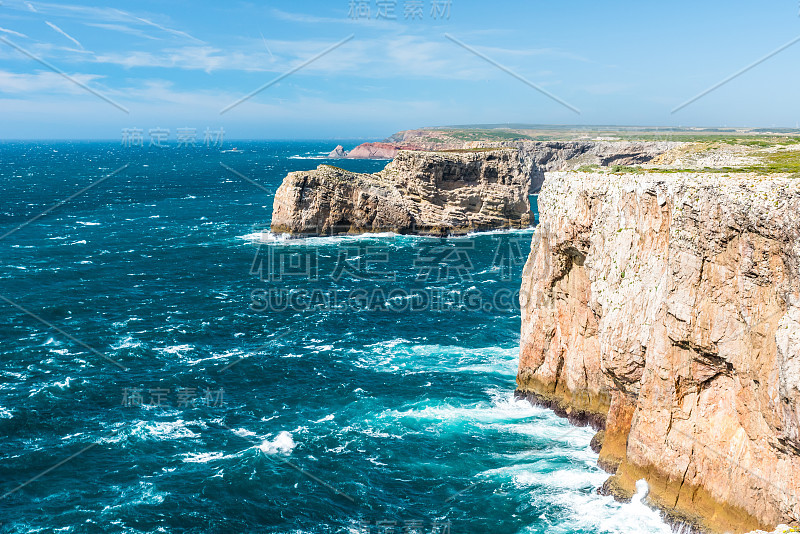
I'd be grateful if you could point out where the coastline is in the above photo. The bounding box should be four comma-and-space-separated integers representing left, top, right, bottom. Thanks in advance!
272, 130, 800, 532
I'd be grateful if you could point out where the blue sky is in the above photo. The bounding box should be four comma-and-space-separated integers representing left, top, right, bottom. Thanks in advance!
1, 0, 800, 139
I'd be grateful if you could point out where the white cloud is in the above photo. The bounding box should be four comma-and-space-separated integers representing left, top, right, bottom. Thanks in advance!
83, 34, 572, 82
92, 46, 263, 73
6, 1, 202, 43
0, 69, 104, 93
113, 9, 204, 44
82, 22, 160, 40
0, 26, 29, 39
270, 8, 402, 30
44, 20, 85, 50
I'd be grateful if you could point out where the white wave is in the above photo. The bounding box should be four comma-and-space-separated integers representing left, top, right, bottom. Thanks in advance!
238, 230, 439, 245
259, 431, 296, 454
28, 376, 74, 397
182, 451, 232, 463
232, 427, 257, 438
100, 482, 166, 513
241, 226, 532, 243
521, 477, 672, 534
464, 227, 535, 237
102, 419, 204, 444
182, 349, 239, 366
136, 420, 201, 440
378, 392, 548, 425
513, 467, 606, 491
76, 221, 101, 226
313, 414, 335, 423
111, 335, 143, 350
0, 406, 13, 419
352, 342, 519, 376
156, 344, 195, 356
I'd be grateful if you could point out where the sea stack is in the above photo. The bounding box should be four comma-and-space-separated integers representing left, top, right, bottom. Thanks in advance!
328, 145, 347, 158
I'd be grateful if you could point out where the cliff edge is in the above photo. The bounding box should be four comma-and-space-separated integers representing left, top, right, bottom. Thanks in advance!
518, 170, 800, 532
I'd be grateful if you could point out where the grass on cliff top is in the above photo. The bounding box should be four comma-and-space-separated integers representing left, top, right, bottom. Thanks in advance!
616, 133, 800, 146
436, 147, 509, 153
318, 164, 363, 177
320, 164, 350, 171
434, 129, 537, 142
580, 148, 800, 177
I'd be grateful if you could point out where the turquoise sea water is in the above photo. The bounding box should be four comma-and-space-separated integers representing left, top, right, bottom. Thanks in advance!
0, 141, 671, 533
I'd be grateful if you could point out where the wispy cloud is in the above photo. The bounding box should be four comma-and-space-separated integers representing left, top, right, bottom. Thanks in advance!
82, 22, 160, 41
0, 27, 29, 39
0, 68, 103, 93
44, 20, 85, 50
259, 31, 275, 62
82, 34, 576, 81
111, 9, 204, 44
92, 46, 262, 73
7, 1, 203, 44
270, 7, 401, 30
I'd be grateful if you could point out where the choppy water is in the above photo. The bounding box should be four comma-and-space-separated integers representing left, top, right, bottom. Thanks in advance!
0, 141, 672, 533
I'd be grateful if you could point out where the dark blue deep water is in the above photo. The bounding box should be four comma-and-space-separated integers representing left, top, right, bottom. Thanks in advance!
0, 142, 670, 533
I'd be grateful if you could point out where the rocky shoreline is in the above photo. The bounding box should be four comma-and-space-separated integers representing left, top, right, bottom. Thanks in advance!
271, 129, 800, 532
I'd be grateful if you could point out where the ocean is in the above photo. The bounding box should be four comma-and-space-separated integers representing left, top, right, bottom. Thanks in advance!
0, 141, 671, 533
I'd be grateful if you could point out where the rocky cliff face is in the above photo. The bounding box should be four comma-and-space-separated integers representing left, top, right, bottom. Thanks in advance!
515, 140, 679, 193
518, 170, 800, 533
270, 149, 531, 236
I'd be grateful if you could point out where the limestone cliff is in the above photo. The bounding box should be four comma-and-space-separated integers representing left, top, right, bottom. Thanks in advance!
270, 149, 531, 236
517, 140, 679, 193
518, 170, 800, 533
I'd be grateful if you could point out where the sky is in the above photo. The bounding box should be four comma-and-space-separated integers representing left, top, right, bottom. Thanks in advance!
1, 0, 800, 139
